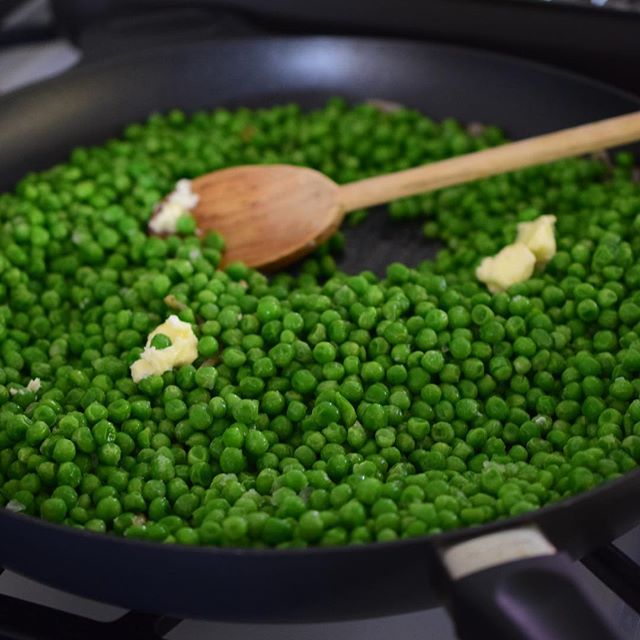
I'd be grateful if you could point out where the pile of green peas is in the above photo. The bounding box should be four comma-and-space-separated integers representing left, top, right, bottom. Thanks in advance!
1, 97, 640, 548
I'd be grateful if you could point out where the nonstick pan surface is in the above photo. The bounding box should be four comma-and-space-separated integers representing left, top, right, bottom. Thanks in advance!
0, 37, 640, 626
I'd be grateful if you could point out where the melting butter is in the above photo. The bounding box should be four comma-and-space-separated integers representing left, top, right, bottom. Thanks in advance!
476, 215, 557, 293
516, 215, 557, 264
131, 315, 198, 383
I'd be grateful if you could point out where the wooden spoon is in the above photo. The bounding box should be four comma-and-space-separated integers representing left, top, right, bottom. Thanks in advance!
190, 110, 640, 270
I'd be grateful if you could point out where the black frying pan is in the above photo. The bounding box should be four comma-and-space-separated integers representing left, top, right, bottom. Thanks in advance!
1, 37, 640, 640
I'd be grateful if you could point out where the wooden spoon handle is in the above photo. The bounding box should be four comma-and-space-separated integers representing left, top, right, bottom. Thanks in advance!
338, 110, 640, 213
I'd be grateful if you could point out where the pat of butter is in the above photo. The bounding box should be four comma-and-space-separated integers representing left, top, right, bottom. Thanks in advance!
516, 215, 557, 264
148, 179, 199, 234
131, 315, 198, 383
475, 243, 536, 294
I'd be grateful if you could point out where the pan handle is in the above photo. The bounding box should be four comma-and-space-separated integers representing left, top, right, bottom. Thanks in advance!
441, 527, 624, 640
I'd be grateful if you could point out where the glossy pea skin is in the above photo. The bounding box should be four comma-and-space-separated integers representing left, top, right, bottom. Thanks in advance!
1, 100, 639, 548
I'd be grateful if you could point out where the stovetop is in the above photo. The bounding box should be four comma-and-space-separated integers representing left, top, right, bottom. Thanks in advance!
2, 1, 640, 638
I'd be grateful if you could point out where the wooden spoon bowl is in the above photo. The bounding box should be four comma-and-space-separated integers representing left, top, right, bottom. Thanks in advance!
192, 165, 340, 271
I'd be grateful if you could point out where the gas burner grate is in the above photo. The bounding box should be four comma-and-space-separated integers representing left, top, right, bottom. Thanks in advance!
0, 567, 179, 640
582, 543, 640, 615
521, 0, 640, 11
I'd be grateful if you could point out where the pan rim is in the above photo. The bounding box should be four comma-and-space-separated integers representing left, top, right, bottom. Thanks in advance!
0, 34, 639, 112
